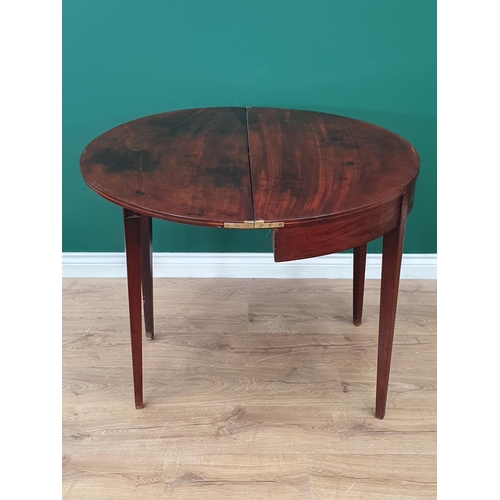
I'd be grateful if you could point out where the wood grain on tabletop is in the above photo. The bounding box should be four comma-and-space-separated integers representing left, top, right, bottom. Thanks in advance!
247, 107, 419, 225
80, 108, 253, 226
80, 107, 419, 229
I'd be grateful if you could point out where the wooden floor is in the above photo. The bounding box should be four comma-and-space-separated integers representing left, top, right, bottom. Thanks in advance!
62, 278, 436, 499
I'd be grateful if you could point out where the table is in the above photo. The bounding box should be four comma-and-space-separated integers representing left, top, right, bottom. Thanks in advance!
80, 107, 420, 419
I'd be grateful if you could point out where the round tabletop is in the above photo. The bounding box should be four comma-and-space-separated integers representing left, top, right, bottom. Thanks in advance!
80, 107, 419, 228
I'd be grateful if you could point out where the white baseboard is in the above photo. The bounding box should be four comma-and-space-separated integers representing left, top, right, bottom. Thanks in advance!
62, 252, 436, 279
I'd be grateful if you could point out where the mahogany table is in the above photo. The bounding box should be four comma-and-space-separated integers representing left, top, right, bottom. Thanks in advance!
80, 107, 419, 419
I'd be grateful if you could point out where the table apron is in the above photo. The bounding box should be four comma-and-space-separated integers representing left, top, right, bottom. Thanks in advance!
272, 197, 403, 262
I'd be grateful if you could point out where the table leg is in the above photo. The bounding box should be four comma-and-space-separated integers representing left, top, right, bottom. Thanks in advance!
141, 215, 154, 340
375, 195, 408, 419
123, 209, 144, 409
353, 243, 367, 326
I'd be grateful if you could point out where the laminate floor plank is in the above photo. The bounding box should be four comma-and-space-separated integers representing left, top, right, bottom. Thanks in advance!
307, 454, 437, 499
63, 278, 436, 499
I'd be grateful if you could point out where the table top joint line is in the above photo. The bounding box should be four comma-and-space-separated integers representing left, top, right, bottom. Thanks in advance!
245, 106, 256, 221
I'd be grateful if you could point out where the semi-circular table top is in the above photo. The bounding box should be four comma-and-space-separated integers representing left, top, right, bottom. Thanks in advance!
80, 107, 419, 228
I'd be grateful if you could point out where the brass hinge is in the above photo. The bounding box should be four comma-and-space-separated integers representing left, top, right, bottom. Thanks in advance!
224, 220, 285, 229
224, 220, 254, 229
254, 219, 284, 229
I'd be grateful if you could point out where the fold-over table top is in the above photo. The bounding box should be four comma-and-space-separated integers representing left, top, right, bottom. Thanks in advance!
80, 107, 419, 228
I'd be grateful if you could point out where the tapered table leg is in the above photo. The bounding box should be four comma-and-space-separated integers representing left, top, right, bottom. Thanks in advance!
353, 243, 367, 326
123, 209, 144, 409
140, 215, 154, 340
375, 195, 408, 419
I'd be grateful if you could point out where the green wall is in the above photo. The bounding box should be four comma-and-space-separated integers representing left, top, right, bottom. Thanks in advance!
63, 0, 436, 254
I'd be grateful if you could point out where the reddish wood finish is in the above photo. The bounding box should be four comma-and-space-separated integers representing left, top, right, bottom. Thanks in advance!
123, 209, 144, 409
81, 107, 419, 229
81, 107, 420, 418
81, 108, 253, 227
375, 194, 408, 419
272, 197, 400, 262
140, 215, 154, 340
353, 244, 367, 327
247, 107, 419, 226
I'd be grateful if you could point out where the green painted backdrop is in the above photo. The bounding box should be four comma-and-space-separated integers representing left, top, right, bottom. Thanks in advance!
63, 0, 436, 253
